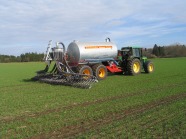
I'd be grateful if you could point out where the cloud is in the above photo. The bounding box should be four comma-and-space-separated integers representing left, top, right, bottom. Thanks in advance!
0, 0, 186, 55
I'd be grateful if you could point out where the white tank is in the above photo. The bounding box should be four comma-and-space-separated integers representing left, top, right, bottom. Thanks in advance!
67, 40, 118, 66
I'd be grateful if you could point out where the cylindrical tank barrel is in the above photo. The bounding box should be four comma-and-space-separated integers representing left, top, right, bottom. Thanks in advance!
52, 47, 64, 61
67, 41, 118, 66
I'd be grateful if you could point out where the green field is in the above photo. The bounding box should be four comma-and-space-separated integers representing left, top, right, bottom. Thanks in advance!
0, 58, 186, 138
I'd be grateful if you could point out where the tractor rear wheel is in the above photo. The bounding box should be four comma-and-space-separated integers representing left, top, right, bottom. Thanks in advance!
127, 58, 141, 75
77, 65, 93, 75
144, 61, 154, 73
92, 64, 108, 80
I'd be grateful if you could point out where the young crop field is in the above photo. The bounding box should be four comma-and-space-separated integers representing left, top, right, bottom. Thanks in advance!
0, 57, 186, 138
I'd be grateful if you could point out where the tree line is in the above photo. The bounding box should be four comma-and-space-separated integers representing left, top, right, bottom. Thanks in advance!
0, 43, 186, 63
144, 43, 186, 58
0, 52, 44, 63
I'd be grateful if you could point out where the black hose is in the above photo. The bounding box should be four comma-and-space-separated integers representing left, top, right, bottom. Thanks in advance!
50, 63, 57, 73
59, 42, 66, 52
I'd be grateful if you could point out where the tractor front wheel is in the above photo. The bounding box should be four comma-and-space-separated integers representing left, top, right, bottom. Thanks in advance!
144, 61, 154, 73
127, 58, 141, 75
92, 64, 108, 80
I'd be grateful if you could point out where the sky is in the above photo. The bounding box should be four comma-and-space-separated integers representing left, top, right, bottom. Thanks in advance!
1, 0, 186, 56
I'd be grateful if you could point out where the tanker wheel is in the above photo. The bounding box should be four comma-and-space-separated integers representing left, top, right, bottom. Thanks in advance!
144, 61, 154, 73
127, 58, 141, 75
92, 64, 108, 80
77, 65, 93, 76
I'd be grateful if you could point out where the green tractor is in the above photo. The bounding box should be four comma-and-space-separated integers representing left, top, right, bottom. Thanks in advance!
118, 46, 154, 75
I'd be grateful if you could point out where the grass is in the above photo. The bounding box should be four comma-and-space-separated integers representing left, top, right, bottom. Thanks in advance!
0, 57, 186, 138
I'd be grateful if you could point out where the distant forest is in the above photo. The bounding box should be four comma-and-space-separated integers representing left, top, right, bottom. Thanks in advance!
0, 44, 186, 63
143, 44, 186, 58
0, 53, 44, 63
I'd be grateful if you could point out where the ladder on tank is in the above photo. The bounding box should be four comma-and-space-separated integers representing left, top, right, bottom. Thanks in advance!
43, 40, 53, 62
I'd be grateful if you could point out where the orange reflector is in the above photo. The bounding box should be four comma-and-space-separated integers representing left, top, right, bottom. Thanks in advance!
85, 46, 112, 49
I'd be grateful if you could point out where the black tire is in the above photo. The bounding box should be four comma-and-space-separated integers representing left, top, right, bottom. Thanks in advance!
144, 61, 154, 73
92, 64, 108, 80
77, 65, 93, 75
127, 58, 141, 75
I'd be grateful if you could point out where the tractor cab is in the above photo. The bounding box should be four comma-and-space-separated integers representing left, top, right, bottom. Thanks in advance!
120, 46, 142, 60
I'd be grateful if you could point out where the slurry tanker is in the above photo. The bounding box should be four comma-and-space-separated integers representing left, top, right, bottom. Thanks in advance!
32, 38, 154, 88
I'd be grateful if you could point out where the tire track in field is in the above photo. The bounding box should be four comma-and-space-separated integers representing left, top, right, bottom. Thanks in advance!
31, 92, 186, 139
101, 108, 185, 139
113, 113, 184, 139
148, 112, 186, 139
142, 112, 185, 129
1, 82, 186, 123
105, 108, 186, 138
112, 94, 186, 138
123, 110, 185, 138
162, 118, 186, 138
